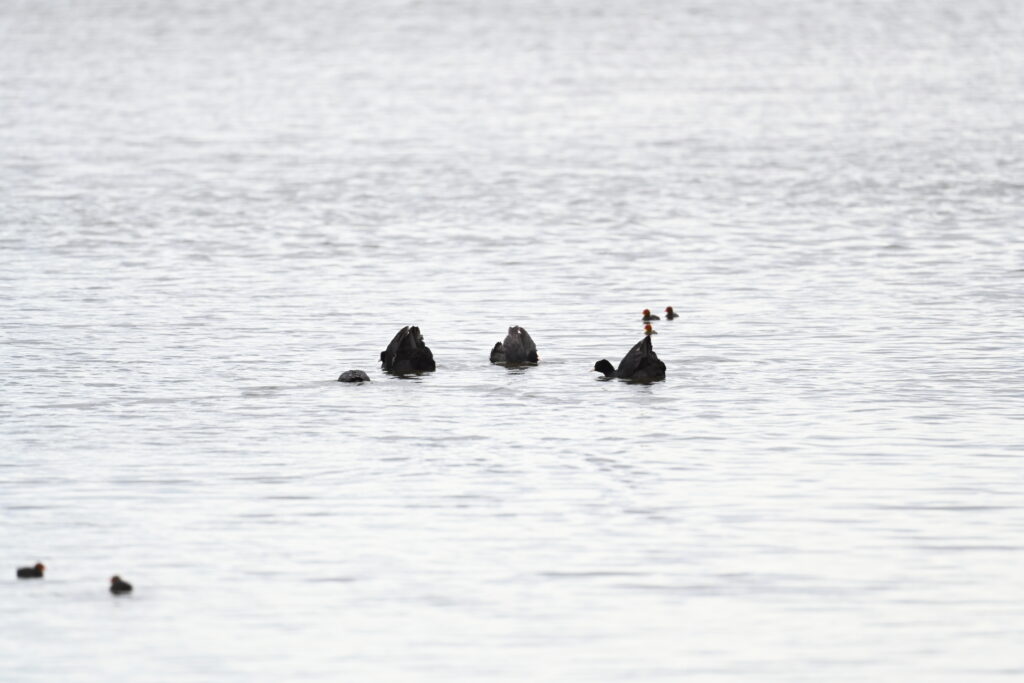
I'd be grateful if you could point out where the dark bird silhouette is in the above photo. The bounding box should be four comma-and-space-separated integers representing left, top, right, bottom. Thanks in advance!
380, 326, 436, 374
337, 369, 371, 383
110, 576, 133, 594
593, 336, 666, 382
489, 326, 538, 364
642, 308, 660, 321
16, 563, 45, 579
665, 306, 679, 320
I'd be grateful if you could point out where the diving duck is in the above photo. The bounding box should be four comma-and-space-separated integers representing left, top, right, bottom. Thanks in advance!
593, 336, 666, 382
380, 326, 436, 374
490, 326, 539, 364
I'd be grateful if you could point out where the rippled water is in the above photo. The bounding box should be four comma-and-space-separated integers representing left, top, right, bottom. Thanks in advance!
3, 0, 1023, 680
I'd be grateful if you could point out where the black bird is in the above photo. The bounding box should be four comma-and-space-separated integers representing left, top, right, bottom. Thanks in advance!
337, 369, 371, 383
110, 576, 133, 594
642, 308, 660, 321
593, 336, 666, 382
380, 326, 436, 374
17, 563, 45, 579
665, 306, 679, 320
490, 326, 538, 364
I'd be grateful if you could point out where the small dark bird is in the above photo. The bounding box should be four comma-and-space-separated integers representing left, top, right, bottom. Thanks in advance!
642, 308, 660, 321
665, 306, 679, 320
110, 576, 133, 594
644, 323, 657, 335
593, 335, 666, 382
16, 563, 45, 579
380, 326, 436, 374
337, 369, 371, 383
490, 326, 538, 364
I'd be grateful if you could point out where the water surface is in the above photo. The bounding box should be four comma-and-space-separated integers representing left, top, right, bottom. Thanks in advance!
2, 0, 1023, 680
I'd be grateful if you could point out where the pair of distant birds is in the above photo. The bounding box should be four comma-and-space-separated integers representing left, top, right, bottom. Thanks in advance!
338, 307, 677, 383
643, 306, 680, 321
16, 563, 132, 594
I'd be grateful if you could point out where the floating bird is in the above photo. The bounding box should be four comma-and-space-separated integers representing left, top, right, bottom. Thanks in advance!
642, 308, 660, 321
337, 369, 371, 383
664, 306, 679, 320
16, 563, 45, 579
593, 336, 666, 382
490, 326, 538, 364
380, 326, 436, 374
110, 576, 133, 594
644, 323, 657, 335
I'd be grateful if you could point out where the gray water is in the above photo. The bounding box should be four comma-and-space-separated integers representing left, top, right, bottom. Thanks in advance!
2, 0, 1023, 680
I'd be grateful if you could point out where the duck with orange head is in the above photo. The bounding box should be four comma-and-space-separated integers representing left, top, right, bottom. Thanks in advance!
110, 576, 133, 594
16, 563, 45, 579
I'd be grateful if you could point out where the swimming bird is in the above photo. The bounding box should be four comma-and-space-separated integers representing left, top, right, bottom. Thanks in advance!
592, 336, 666, 381
110, 576, 133, 594
642, 309, 660, 321
644, 323, 657, 335
337, 369, 371, 383
664, 306, 679, 320
380, 326, 436, 374
490, 326, 538, 364
16, 563, 45, 579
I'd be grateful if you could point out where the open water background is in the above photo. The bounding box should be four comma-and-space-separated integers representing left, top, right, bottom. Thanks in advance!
2, 0, 1023, 680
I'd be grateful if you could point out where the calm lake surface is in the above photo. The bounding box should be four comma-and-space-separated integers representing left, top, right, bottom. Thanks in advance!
2, 0, 1023, 680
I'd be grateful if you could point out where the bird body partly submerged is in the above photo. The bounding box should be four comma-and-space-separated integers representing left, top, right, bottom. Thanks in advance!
17, 563, 45, 579
664, 306, 679, 320
593, 336, 666, 382
642, 308, 660, 321
380, 326, 436, 374
490, 326, 538, 364
110, 576, 133, 594
337, 369, 371, 383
